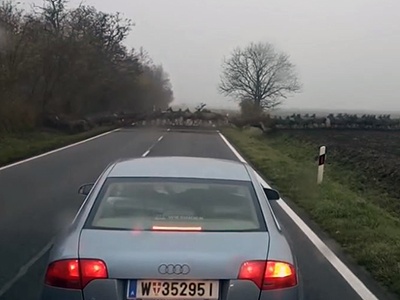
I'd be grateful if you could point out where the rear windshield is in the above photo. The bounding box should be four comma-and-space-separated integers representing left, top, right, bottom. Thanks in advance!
85, 177, 266, 232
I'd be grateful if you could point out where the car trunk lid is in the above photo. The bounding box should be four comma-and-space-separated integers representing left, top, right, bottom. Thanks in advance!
79, 229, 269, 279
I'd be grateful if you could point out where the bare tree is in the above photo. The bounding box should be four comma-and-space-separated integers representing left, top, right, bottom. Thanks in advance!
219, 42, 301, 110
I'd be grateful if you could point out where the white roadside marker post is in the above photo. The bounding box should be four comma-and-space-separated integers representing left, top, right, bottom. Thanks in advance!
317, 146, 326, 184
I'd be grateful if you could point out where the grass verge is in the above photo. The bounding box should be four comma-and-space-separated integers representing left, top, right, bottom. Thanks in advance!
0, 126, 117, 168
222, 127, 400, 296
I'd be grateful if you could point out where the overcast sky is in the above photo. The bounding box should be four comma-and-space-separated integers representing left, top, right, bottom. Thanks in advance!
27, 0, 400, 111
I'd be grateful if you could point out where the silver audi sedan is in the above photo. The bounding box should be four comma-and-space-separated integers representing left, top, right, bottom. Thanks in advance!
41, 156, 302, 300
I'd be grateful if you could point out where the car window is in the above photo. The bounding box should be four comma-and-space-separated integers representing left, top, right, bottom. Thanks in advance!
86, 178, 266, 232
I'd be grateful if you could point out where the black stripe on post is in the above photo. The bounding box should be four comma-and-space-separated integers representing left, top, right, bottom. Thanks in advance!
319, 154, 326, 166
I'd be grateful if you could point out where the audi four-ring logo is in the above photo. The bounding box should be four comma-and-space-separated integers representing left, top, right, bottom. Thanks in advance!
158, 264, 191, 275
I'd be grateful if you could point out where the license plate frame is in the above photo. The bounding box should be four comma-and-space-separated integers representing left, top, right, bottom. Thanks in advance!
127, 279, 219, 300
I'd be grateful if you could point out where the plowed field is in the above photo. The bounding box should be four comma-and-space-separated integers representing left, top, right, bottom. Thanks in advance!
281, 129, 400, 215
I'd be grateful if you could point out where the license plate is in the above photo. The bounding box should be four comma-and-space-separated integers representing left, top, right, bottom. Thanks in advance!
127, 280, 219, 299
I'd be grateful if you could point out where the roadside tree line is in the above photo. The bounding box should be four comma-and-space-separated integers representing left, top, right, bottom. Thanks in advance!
229, 113, 400, 131
272, 113, 400, 130
0, 0, 173, 134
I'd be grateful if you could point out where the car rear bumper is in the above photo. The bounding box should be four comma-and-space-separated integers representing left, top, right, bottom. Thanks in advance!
42, 279, 300, 300
41, 285, 83, 300
259, 286, 300, 300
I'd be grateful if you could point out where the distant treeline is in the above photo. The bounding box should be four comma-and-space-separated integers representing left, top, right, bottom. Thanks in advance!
229, 113, 400, 131
273, 113, 400, 130
0, 0, 173, 134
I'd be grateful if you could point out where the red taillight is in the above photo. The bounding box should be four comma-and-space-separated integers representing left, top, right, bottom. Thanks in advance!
45, 259, 108, 289
238, 260, 297, 290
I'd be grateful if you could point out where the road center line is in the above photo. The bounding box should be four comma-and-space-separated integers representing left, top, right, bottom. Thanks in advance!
218, 132, 378, 300
142, 135, 164, 157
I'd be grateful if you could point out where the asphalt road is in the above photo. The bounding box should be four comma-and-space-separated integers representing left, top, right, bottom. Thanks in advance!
0, 128, 395, 300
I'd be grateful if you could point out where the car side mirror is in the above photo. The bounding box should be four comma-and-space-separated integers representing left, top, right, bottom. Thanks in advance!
78, 183, 94, 196
263, 187, 280, 200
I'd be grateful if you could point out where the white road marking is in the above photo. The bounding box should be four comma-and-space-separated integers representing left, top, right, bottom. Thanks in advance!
0, 239, 54, 297
218, 132, 379, 300
142, 135, 164, 157
0, 129, 162, 296
0, 128, 122, 295
0, 128, 121, 172
0, 129, 377, 300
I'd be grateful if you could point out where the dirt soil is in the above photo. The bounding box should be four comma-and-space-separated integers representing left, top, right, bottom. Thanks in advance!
280, 129, 400, 215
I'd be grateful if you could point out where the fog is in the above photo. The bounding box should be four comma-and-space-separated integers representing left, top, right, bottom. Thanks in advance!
26, 0, 400, 111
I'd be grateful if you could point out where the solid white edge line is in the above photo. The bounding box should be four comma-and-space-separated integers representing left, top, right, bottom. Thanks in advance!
0, 128, 121, 172
218, 132, 379, 300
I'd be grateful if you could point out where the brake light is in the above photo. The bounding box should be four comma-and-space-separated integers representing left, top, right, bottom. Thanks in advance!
152, 226, 202, 231
238, 260, 297, 290
45, 259, 108, 289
